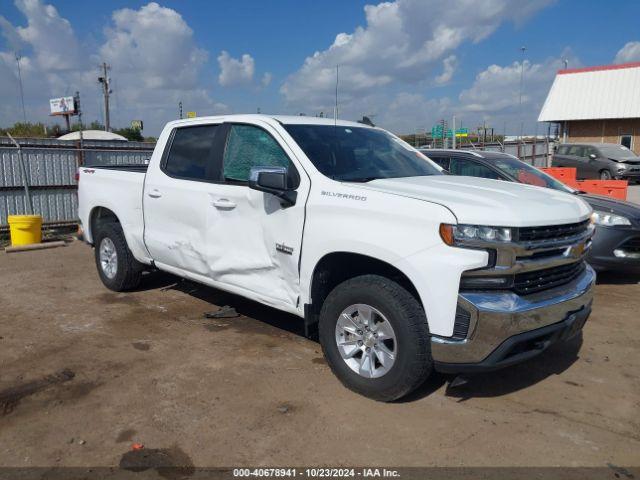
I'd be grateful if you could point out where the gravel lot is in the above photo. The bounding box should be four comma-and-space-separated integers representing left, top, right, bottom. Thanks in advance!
0, 241, 639, 468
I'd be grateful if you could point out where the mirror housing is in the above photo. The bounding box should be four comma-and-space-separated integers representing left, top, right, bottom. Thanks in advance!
248, 166, 297, 207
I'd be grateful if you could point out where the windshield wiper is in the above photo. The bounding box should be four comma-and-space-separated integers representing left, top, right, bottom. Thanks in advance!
572, 190, 587, 194
342, 176, 381, 183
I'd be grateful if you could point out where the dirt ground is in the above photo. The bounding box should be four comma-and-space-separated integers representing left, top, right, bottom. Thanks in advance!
0, 241, 639, 469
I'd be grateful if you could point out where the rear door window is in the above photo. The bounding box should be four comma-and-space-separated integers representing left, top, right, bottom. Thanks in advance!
426, 155, 450, 170
163, 125, 221, 181
584, 146, 598, 158
449, 157, 503, 179
567, 145, 584, 157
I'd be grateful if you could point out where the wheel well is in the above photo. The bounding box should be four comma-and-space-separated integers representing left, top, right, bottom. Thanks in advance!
89, 207, 120, 243
307, 252, 422, 325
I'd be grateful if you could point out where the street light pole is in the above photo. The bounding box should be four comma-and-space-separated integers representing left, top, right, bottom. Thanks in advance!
518, 46, 526, 144
15, 53, 27, 124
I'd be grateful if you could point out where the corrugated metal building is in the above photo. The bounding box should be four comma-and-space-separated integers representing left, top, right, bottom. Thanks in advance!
538, 62, 640, 154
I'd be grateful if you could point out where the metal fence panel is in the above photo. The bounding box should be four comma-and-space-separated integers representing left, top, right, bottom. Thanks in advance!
0, 188, 78, 225
0, 137, 153, 228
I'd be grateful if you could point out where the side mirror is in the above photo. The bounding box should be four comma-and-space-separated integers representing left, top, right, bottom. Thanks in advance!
589, 154, 597, 160
249, 166, 297, 207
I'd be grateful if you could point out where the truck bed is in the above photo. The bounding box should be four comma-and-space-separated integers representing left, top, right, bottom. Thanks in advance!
88, 164, 149, 173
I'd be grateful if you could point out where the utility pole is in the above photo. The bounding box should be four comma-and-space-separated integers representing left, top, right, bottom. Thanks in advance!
179, 101, 183, 119
518, 46, 526, 146
75, 91, 84, 165
98, 62, 111, 131
452, 115, 456, 149
15, 53, 27, 123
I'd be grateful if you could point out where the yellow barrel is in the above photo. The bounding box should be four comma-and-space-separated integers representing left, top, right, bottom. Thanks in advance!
8, 215, 42, 246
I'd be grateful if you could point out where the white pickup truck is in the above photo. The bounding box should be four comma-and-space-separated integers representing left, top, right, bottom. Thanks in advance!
79, 115, 595, 401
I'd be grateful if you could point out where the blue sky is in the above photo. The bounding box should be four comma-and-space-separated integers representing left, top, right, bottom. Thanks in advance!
1, 0, 640, 136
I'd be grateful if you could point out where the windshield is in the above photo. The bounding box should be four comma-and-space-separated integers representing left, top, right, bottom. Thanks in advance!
488, 155, 574, 193
597, 144, 639, 161
284, 124, 441, 182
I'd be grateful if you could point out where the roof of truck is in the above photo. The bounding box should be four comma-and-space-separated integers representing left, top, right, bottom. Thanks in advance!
166, 114, 370, 129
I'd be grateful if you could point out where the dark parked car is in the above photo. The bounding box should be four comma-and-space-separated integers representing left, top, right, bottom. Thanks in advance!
422, 149, 640, 273
553, 143, 640, 182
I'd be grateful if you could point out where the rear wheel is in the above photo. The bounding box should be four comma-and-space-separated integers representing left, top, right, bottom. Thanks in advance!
600, 170, 612, 180
318, 275, 432, 401
94, 222, 143, 291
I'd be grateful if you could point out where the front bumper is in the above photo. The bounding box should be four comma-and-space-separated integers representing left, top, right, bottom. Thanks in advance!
431, 264, 595, 372
587, 226, 640, 272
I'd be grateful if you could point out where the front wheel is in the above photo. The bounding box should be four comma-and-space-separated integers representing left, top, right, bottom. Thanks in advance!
318, 275, 432, 401
600, 170, 612, 180
94, 222, 143, 291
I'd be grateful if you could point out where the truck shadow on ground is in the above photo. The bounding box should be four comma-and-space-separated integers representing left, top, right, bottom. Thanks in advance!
403, 334, 583, 403
136, 271, 583, 403
595, 270, 640, 285
137, 271, 307, 337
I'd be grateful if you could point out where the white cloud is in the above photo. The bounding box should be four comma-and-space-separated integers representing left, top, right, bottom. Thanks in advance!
261, 72, 272, 87
434, 54, 457, 85
217, 51, 255, 86
0, 1, 228, 135
281, 0, 552, 110
614, 41, 640, 64
377, 92, 450, 133
97, 2, 226, 132
100, 2, 207, 90
456, 49, 580, 133
1, 0, 82, 71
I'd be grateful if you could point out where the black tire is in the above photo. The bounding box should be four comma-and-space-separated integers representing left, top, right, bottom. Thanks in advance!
600, 170, 612, 180
318, 274, 432, 401
94, 222, 143, 291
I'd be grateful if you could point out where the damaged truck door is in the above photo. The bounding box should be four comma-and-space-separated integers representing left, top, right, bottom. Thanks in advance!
144, 121, 308, 309
203, 123, 307, 308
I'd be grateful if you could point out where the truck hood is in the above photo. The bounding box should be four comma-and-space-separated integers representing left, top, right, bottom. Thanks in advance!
359, 175, 591, 227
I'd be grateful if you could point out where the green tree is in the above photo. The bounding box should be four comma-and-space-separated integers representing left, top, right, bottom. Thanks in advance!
113, 127, 144, 142
0, 122, 48, 137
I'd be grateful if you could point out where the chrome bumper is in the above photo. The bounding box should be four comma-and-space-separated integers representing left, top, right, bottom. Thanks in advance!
431, 264, 595, 368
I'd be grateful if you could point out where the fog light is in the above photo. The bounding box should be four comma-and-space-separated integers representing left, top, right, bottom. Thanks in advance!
613, 249, 640, 259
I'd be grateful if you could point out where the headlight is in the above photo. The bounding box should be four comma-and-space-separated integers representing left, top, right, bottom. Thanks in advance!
439, 223, 512, 246
591, 211, 631, 227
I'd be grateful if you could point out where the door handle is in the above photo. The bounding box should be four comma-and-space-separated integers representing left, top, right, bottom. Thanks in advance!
148, 189, 162, 198
212, 198, 236, 209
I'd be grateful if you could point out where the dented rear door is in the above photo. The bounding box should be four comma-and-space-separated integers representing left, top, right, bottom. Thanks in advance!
143, 122, 225, 275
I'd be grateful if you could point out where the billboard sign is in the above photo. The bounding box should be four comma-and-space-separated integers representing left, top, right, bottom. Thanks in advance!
50, 96, 76, 116
131, 120, 143, 130
186, 111, 197, 118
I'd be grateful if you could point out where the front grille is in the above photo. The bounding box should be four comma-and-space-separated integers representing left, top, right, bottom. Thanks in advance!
513, 261, 586, 295
619, 237, 640, 253
518, 220, 590, 243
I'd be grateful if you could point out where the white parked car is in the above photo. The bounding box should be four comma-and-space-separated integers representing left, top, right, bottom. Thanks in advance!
79, 115, 595, 401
